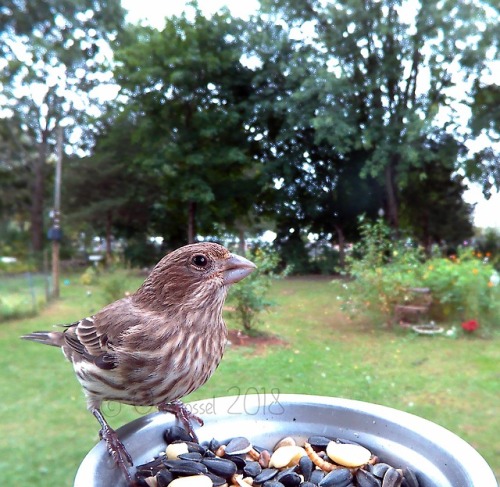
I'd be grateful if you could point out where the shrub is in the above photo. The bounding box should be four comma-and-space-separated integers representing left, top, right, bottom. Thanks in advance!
341, 217, 500, 331
423, 249, 499, 327
0, 258, 36, 274
474, 228, 500, 270
341, 217, 426, 323
100, 273, 131, 304
227, 245, 285, 334
79, 266, 98, 286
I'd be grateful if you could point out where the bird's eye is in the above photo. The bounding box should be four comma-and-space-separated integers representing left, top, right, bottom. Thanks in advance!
191, 254, 208, 268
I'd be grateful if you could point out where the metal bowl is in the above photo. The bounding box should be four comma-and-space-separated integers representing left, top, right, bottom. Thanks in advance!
74, 394, 497, 487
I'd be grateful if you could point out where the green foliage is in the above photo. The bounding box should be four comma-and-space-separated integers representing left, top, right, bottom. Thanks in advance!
275, 233, 315, 275
0, 0, 497, 267
0, 0, 126, 252
258, 0, 495, 232
227, 246, 284, 334
308, 242, 341, 275
0, 258, 36, 274
99, 270, 135, 304
423, 250, 500, 327
468, 83, 500, 195
112, 11, 259, 241
399, 134, 474, 251
276, 234, 341, 275
475, 228, 500, 270
62, 119, 157, 248
343, 218, 500, 331
343, 217, 426, 321
79, 266, 98, 286
124, 238, 164, 268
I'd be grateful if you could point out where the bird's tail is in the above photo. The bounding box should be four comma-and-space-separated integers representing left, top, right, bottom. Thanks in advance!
21, 331, 64, 348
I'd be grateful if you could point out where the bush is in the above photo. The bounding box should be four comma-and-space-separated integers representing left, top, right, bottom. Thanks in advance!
79, 266, 98, 286
227, 246, 285, 334
474, 228, 500, 271
423, 250, 499, 327
341, 217, 426, 323
341, 217, 500, 331
100, 269, 136, 304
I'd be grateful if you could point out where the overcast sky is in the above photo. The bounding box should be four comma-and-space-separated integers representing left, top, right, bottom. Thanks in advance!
121, 0, 499, 230
121, 0, 259, 25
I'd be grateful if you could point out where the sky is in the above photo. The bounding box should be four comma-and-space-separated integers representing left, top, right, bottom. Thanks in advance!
121, 0, 259, 25
121, 0, 500, 230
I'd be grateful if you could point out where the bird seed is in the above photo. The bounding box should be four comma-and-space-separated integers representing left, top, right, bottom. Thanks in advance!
133, 427, 421, 487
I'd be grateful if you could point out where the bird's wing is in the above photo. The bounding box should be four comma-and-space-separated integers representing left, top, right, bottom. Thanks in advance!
63, 309, 121, 370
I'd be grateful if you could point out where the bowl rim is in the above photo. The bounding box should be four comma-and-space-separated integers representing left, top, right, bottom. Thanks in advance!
75, 394, 498, 487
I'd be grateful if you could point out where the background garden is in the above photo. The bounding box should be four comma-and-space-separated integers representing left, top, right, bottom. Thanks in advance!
1, 0, 499, 485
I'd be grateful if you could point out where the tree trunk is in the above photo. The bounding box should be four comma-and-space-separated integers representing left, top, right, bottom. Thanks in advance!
31, 137, 47, 253
187, 201, 196, 243
385, 160, 399, 231
105, 211, 113, 265
334, 224, 346, 269
238, 226, 246, 255
421, 210, 432, 257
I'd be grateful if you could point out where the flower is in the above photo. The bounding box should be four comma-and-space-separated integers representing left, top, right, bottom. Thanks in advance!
461, 319, 479, 333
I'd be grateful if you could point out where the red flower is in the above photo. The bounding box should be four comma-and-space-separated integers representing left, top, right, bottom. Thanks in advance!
461, 320, 479, 333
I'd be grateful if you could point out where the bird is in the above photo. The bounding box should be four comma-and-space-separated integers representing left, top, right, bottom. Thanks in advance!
22, 242, 256, 483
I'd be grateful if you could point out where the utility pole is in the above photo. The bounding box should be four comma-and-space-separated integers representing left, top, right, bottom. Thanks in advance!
50, 124, 63, 298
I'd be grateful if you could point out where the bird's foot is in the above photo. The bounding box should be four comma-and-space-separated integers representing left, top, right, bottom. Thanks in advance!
158, 399, 203, 442
99, 424, 133, 481
92, 408, 133, 483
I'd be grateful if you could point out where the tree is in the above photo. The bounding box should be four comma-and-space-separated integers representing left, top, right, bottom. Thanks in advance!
467, 82, 500, 197
0, 116, 34, 255
112, 9, 259, 244
0, 115, 32, 226
259, 0, 498, 230
399, 132, 474, 253
242, 15, 383, 268
63, 116, 162, 262
0, 0, 125, 253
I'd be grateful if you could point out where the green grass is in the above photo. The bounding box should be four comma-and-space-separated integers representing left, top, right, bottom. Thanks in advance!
0, 273, 498, 486
0, 272, 50, 321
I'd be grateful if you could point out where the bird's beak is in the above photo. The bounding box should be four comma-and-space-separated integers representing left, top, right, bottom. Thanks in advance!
223, 253, 257, 285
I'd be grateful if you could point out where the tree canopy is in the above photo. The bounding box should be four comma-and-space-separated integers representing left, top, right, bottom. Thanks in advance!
0, 0, 125, 252
1, 0, 497, 267
109, 9, 262, 243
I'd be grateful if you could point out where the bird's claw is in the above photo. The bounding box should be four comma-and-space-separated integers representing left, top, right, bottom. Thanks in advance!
99, 425, 133, 482
159, 399, 203, 442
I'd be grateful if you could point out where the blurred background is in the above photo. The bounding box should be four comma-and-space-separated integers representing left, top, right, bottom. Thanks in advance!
1, 0, 499, 276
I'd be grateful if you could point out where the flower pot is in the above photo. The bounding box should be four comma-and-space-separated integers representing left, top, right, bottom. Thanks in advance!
74, 394, 497, 487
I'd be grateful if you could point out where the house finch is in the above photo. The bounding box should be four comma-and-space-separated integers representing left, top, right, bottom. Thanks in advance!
22, 242, 256, 482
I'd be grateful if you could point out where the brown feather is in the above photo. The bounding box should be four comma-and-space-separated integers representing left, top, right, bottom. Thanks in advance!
23, 243, 254, 410
21, 242, 255, 477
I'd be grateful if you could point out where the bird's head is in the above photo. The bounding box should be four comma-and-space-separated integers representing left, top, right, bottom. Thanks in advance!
135, 242, 256, 311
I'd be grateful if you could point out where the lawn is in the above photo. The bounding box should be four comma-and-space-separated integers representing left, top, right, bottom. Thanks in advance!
0, 272, 51, 321
0, 273, 498, 486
